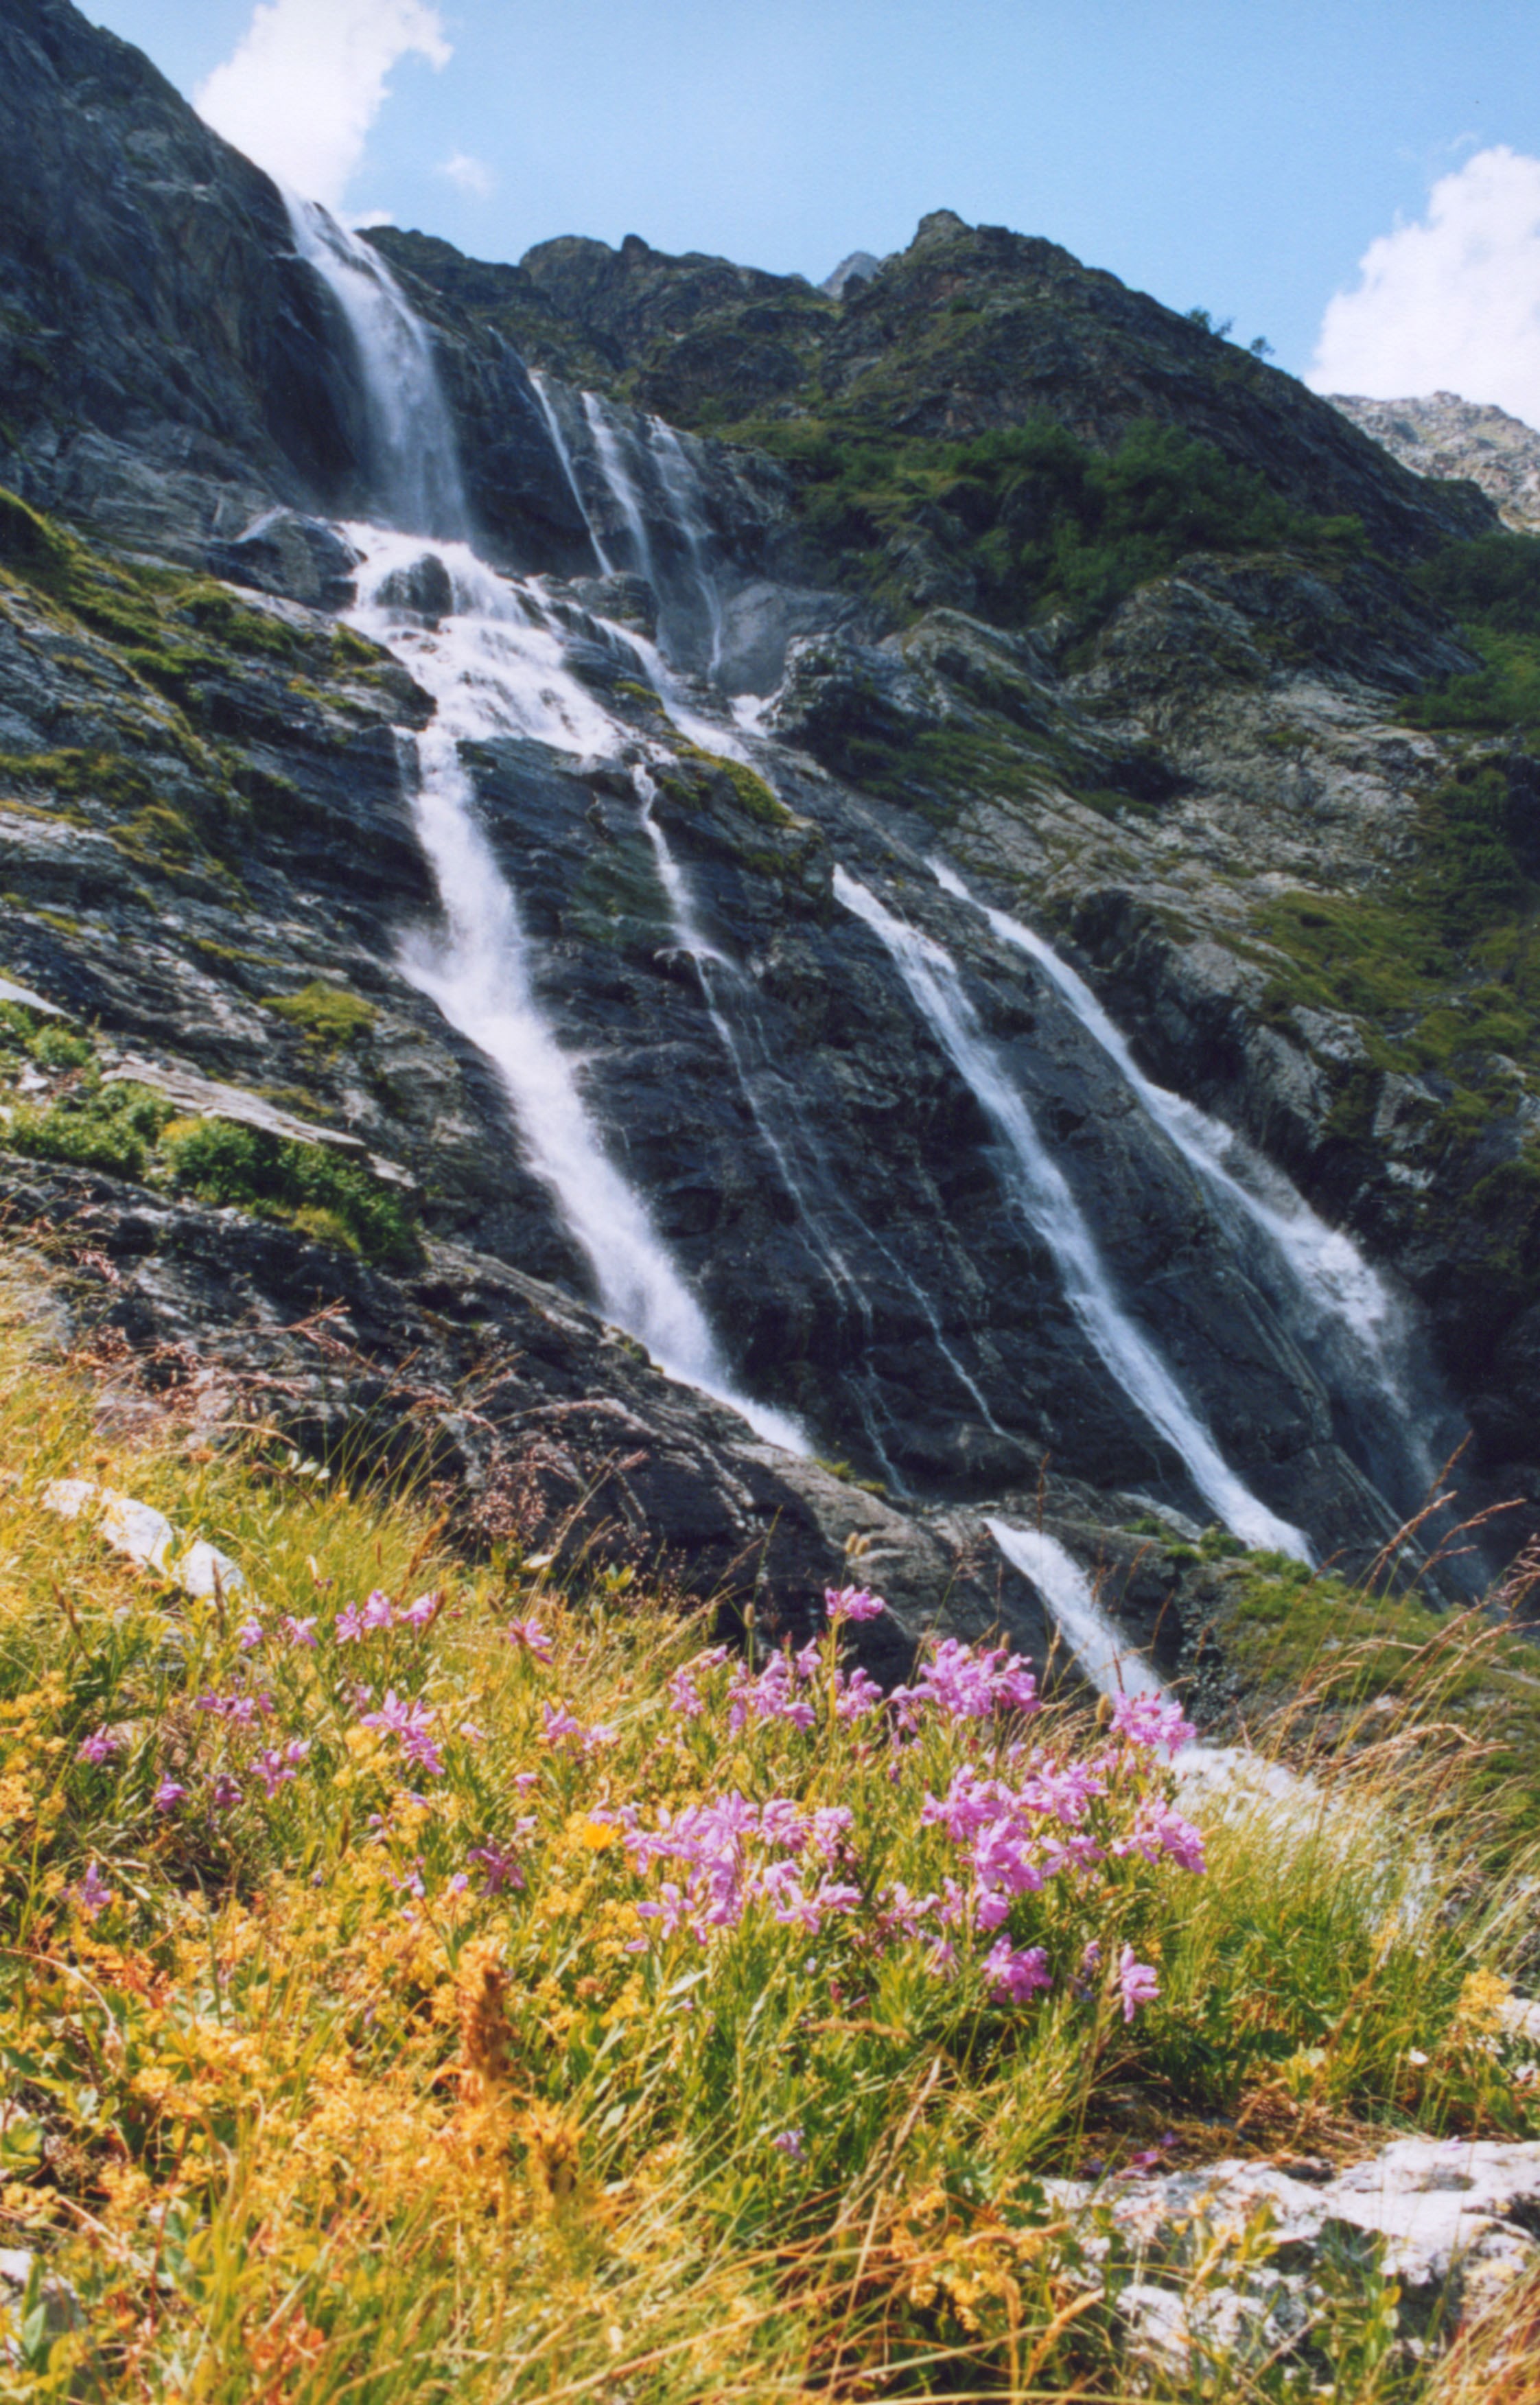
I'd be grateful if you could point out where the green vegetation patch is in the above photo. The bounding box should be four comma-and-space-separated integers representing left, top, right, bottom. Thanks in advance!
1201, 1550, 1540, 1848
1403, 528, 1540, 736
262, 980, 378, 1049
0, 1008, 415, 1264
4, 1078, 174, 1181
159, 1115, 418, 1264
718, 412, 1365, 632
669, 741, 792, 827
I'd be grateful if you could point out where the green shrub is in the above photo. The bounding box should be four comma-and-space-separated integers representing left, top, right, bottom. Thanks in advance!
159, 1115, 418, 1265
3, 1080, 171, 1179
727, 411, 1362, 630
263, 981, 377, 1048
27, 1024, 91, 1072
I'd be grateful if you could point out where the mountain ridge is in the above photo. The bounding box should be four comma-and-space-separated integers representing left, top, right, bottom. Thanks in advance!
3, 0, 1540, 1661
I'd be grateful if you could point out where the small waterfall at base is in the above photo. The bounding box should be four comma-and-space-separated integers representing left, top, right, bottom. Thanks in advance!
986, 1520, 1168, 1699
345, 534, 806, 1456
986, 1520, 1338, 1824
285, 196, 467, 539
836, 867, 1309, 1557
929, 859, 1450, 1518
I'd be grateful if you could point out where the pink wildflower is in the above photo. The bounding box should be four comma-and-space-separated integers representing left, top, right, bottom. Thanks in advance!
467, 1837, 527, 1895
835, 1666, 885, 1721
1113, 1803, 1206, 1875
210, 1773, 242, 1813
76, 1726, 118, 1766
984, 1939, 1053, 2003
809, 1805, 856, 1860
153, 1778, 187, 1813
236, 1617, 264, 1651
282, 1615, 318, 1649
71, 1861, 113, 1919
334, 1603, 364, 1643
402, 1590, 441, 1629
251, 1747, 298, 1799
504, 1616, 553, 1661
1118, 1945, 1160, 2023
1110, 1693, 1195, 1756
900, 1639, 1040, 1722
667, 1645, 728, 1719
727, 1653, 815, 1732
635, 1881, 704, 1943
362, 1590, 394, 1633
771, 2128, 806, 2161
540, 1702, 614, 1754
825, 1585, 885, 1623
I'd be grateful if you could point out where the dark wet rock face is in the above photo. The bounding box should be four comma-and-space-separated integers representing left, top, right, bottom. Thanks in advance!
0, 0, 369, 546
3, 0, 1539, 1647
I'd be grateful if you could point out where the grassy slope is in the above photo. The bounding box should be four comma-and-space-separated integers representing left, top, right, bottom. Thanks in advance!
1, 1267, 1538, 2402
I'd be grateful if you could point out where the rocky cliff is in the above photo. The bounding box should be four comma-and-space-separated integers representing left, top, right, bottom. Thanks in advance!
5, 0, 1540, 1696
1331, 391, 1540, 534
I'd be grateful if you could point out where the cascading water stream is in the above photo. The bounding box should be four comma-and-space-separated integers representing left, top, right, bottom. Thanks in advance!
835, 868, 1310, 1557
648, 419, 726, 677
529, 373, 613, 574
633, 765, 915, 1487
288, 218, 804, 1452
986, 1520, 1168, 1699
342, 535, 804, 1454
985, 1519, 1349, 1831
582, 395, 659, 590
929, 859, 1445, 1510
285, 196, 467, 539
933, 865, 1434, 1462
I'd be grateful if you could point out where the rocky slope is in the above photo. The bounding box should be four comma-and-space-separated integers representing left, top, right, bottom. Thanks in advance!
5, 0, 1540, 1682
1332, 391, 1540, 533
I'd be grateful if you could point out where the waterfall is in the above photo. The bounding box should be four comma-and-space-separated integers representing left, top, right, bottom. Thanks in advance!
582, 394, 659, 588
344, 534, 804, 1454
634, 765, 913, 1485
987, 1520, 1169, 1699
929, 860, 1445, 1512
986, 1520, 1340, 1826
285, 196, 467, 539
649, 419, 725, 676
529, 373, 612, 574
288, 222, 802, 1448
836, 868, 1309, 1557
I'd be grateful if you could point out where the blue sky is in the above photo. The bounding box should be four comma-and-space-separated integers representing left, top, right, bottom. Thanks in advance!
86, 1, 1540, 413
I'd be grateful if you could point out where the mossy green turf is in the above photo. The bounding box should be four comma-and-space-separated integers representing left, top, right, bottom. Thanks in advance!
0, 1008, 418, 1266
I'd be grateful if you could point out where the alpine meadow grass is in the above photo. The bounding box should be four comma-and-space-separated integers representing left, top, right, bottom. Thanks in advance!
0, 1264, 1537, 2403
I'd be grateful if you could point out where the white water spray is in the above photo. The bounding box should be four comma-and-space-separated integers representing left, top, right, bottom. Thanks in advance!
987, 1519, 1168, 1698
649, 418, 726, 675
342, 535, 804, 1454
285, 197, 466, 538
985, 1518, 1356, 1834
582, 394, 658, 588
837, 869, 1309, 1556
924, 870, 1434, 1443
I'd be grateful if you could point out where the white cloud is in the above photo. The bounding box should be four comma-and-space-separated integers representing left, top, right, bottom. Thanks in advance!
1310, 146, 1540, 430
440, 151, 495, 200
196, 0, 452, 211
